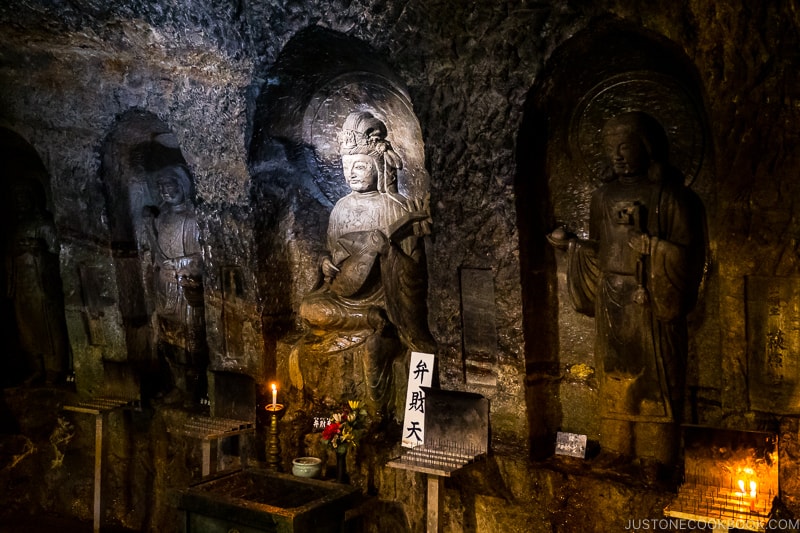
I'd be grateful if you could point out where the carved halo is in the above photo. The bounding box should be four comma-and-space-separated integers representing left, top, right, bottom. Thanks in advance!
569, 71, 706, 187
302, 72, 428, 205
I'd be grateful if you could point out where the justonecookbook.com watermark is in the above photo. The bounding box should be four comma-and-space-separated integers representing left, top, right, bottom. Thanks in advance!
624, 518, 800, 530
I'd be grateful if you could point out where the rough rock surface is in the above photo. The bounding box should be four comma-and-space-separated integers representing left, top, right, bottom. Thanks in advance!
1, 0, 799, 531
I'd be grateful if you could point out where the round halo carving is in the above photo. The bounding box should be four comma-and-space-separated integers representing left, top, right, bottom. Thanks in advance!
569, 71, 706, 187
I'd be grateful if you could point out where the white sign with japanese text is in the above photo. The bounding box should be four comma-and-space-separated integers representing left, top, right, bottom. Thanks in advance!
401, 351, 435, 448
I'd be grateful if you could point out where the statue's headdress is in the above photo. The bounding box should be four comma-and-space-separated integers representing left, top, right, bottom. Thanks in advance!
338, 111, 402, 193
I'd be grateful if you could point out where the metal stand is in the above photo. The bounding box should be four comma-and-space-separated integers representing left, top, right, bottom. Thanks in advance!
169, 415, 255, 477
63, 397, 139, 533
426, 474, 444, 532
265, 403, 284, 471
387, 443, 485, 533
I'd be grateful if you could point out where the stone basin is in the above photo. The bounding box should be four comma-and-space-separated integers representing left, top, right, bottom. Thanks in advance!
178, 468, 358, 533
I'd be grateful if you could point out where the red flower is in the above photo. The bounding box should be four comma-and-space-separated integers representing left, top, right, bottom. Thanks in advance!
322, 422, 340, 441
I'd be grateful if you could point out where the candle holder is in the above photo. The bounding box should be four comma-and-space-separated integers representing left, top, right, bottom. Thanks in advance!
265, 403, 285, 471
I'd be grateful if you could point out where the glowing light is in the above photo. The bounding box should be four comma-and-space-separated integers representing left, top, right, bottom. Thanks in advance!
271, 383, 277, 409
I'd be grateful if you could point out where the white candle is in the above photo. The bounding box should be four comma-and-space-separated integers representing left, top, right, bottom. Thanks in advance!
272, 383, 277, 409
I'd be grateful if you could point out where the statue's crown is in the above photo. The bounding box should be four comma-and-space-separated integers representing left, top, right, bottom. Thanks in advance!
338, 111, 388, 156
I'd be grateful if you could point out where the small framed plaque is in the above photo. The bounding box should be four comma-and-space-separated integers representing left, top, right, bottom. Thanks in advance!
555, 432, 587, 458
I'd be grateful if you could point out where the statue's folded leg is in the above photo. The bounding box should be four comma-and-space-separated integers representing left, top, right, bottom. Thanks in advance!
299, 290, 383, 332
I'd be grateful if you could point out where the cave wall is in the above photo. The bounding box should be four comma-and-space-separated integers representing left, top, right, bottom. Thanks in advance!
1, 0, 799, 531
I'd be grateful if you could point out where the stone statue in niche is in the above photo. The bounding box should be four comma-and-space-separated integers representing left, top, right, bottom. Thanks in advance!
142, 165, 208, 406
296, 110, 435, 413
5, 179, 69, 385
548, 112, 705, 472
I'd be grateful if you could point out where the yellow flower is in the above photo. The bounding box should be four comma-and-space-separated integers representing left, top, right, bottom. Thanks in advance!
348, 400, 360, 410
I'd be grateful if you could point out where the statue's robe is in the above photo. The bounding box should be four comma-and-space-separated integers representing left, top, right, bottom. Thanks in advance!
7, 213, 68, 376
151, 206, 205, 365
301, 190, 434, 352
566, 175, 705, 423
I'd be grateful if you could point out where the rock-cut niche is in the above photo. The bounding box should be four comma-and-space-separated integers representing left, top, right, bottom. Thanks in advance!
100, 110, 208, 405
251, 27, 433, 418
517, 19, 713, 460
1, 127, 70, 387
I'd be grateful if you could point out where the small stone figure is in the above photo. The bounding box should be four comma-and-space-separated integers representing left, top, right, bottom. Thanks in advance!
548, 112, 705, 474
5, 179, 69, 385
296, 111, 435, 411
142, 165, 208, 406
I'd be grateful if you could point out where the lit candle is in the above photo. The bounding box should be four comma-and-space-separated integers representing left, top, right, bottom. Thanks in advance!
272, 383, 277, 409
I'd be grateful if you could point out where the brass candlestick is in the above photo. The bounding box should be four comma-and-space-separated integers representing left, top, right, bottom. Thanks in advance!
265, 404, 285, 471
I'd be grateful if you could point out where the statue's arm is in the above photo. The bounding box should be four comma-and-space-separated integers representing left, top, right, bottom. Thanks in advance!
177, 215, 203, 278
140, 205, 160, 261
39, 217, 60, 256
647, 188, 706, 319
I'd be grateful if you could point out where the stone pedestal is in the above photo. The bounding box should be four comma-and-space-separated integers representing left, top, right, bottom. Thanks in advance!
282, 328, 405, 420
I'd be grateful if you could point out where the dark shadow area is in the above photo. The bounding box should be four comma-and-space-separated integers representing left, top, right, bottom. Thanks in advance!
1, 127, 71, 388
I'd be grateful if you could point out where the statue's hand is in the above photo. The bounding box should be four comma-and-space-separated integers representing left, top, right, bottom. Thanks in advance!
389, 196, 431, 239
142, 205, 158, 220
391, 208, 432, 241
178, 274, 201, 289
627, 230, 651, 255
321, 256, 340, 280
546, 227, 574, 250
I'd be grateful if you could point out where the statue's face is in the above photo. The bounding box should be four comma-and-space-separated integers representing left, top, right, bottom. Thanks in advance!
158, 175, 184, 205
603, 125, 650, 177
342, 154, 378, 193
12, 184, 34, 214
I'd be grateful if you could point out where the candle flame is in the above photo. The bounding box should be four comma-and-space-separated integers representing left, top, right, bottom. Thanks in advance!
738, 479, 745, 493
268, 382, 278, 411
750, 480, 757, 499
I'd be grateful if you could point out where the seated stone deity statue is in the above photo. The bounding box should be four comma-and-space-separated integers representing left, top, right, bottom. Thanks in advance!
300, 111, 435, 354
142, 165, 208, 406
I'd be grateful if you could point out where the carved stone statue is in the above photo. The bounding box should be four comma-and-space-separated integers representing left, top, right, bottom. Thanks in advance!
142, 165, 207, 406
295, 111, 435, 412
549, 112, 705, 472
5, 179, 69, 385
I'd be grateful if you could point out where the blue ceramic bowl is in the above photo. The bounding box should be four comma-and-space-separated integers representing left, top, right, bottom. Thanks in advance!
292, 457, 323, 478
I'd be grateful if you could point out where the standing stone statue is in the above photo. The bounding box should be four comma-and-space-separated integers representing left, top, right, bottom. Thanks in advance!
5, 179, 69, 385
548, 112, 705, 473
297, 111, 434, 409
142, 165, 208, 406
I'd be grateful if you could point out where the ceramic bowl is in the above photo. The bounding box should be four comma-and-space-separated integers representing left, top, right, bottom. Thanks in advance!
292, 456, 323, 478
